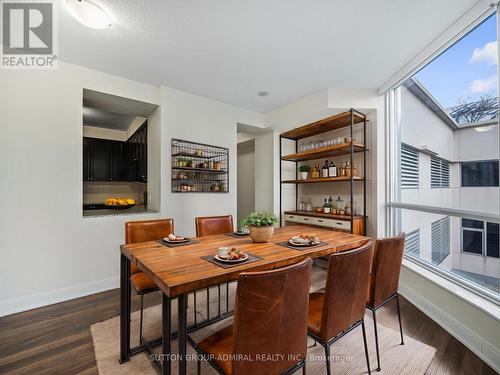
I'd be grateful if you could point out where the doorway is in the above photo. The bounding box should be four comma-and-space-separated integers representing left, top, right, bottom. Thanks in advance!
237, 139, 255, 225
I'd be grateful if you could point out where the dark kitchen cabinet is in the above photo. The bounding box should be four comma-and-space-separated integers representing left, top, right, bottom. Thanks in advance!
83, 137, 91, 181
126, 121, 147, 182
83, 121, 147, 183
109, 141, 124, 182
90, 139, 110, 181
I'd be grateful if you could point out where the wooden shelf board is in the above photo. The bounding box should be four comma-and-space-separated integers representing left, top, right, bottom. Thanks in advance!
280, 111, 366, 140
282, 176, 363, 184
285, 210, 365, 221
281, 143, 366, 162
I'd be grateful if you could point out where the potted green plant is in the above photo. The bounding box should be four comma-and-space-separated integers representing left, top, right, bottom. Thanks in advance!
298, 165, 311, 180
240, 211, 278, 243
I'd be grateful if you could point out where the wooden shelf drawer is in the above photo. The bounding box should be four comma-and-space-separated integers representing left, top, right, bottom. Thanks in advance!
284, 214, 351, 231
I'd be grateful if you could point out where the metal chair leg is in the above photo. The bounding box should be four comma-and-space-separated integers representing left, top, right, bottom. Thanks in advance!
325, 344, 331, 375
226, 282, 229, 312
396, 294, 404, 345
361, 320, 372, 375
218, 284, 221, 316
372, 309, 381, 371
197, 357, 201, 375
206, 287, 210, 321
302, 362, 306, 375
139, 294, 144, 346
194, 291, 197, 325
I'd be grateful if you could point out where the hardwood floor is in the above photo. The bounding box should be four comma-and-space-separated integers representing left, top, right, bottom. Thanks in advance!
0, 268, 496, 375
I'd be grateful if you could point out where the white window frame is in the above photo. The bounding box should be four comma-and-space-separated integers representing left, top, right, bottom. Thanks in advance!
384, 4, 500, 305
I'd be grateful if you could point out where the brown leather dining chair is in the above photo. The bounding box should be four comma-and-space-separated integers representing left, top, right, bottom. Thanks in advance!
188, 258, 313, 375
125, 218, 174, 345
195, 215, 234, 317
366, 233, 405, 371
307, 241, 374, 375
195, 215, 234, 237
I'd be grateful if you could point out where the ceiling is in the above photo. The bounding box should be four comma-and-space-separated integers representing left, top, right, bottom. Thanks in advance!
83, 89, 157, 130
82, 107, 135, 130
59, 0, 478, 112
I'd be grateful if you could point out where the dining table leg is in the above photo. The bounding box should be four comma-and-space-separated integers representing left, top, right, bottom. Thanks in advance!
178, 293, 188, 375
119, 253, 131, 363
162, 293, 171, 375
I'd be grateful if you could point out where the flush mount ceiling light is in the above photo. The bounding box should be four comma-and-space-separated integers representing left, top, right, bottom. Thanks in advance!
474, 125, 494, 132
65, 0, 111, 30
257, 91, 269, 97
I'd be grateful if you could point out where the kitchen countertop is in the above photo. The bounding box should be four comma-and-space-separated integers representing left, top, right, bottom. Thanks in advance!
83, 204, 158, 218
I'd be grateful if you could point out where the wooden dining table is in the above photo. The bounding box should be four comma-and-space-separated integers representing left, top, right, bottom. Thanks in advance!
119, 225, 370, 375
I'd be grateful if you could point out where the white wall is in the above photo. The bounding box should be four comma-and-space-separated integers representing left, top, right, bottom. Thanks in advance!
161, 86, 264, 237
0, 62, 162, 316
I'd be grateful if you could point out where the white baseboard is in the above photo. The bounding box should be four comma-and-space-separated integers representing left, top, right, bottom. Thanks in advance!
399, 281, 500, 373
0, 276, 119, 317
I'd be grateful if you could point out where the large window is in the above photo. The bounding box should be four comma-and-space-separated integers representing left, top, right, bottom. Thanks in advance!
461, 160, 499, 187
389, 11, 500, 301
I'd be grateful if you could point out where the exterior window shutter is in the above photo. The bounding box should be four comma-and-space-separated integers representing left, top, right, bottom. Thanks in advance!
431, 217, 450, 265
401, 144, 419, 189
431, 156, 450, 188
405, 229, 420, 257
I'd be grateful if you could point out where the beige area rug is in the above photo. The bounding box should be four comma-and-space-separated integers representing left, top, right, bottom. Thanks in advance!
91, 272, 436, 374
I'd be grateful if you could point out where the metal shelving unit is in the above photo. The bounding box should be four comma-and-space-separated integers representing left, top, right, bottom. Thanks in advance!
171, 139, 229, 193
279, 109, 367, 235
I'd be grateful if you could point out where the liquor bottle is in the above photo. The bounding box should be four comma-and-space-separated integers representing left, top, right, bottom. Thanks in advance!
328, 161, 337, 177
340, 162, 345, 177
311, 163, 320, 179
322, 161, 329, 178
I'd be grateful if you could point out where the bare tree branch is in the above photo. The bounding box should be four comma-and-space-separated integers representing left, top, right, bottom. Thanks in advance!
450, 93, 498, 124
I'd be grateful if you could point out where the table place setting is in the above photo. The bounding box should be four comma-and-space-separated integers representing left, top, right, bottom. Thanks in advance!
156, 233, 200, 247
201, 246, 262, 268
276, 233, 329, 251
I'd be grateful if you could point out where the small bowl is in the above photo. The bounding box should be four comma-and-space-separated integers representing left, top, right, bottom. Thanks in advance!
314, 207, 324, 213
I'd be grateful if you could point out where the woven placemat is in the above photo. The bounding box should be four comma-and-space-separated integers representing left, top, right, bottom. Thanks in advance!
224, 232, 250, 238
201, 252, 262, 268
275, 241, 329, 251
156, 239, 200, 248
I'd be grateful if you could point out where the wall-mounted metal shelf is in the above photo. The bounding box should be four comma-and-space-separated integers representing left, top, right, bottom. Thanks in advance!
171, 139, 229, 193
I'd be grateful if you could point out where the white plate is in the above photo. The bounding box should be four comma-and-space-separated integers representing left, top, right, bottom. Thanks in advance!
288, 238, 320, 247
214, 253, 249, 263
163, 237, 190, 244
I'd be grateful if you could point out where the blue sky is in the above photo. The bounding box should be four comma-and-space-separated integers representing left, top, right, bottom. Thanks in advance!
414, 14, 498, 109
